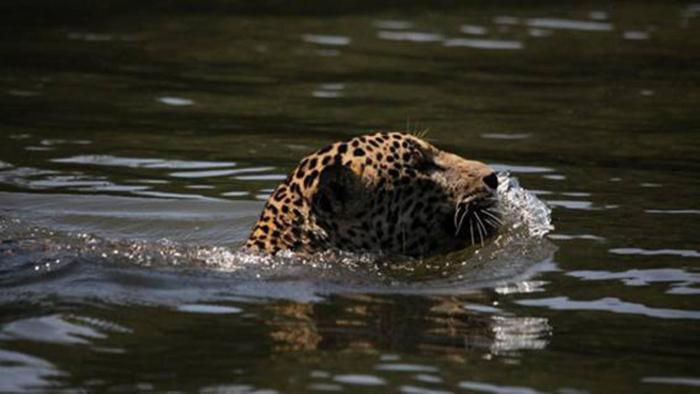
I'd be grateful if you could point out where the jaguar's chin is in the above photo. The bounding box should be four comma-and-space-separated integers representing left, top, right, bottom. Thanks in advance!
452, 194, 501, 247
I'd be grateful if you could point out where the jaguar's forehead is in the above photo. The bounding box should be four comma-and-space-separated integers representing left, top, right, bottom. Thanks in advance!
289, 132, 433, 192
330, 131, 432, 155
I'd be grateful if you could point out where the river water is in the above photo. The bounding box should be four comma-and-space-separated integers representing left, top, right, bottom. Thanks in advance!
1, 1, 699, 392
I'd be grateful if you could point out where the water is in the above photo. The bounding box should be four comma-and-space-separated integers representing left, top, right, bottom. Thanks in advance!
1, 1, 699, 392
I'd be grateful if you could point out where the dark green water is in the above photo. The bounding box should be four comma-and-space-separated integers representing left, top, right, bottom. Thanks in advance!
1, 1, 699, 392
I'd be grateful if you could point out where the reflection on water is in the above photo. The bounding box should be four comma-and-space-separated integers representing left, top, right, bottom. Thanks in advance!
262, 294, 552, 359
1, 0, 699, 392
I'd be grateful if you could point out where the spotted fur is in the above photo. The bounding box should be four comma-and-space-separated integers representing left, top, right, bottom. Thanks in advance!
244, 131, 500, 257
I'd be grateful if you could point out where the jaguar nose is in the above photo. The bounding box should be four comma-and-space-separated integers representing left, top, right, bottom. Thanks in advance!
482, 172, 498, 190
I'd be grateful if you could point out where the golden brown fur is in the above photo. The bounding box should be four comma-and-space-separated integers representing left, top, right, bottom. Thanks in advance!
245, 131, 500, 257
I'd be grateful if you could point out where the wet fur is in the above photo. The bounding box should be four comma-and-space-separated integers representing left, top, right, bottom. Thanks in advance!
245, 131, 499, 257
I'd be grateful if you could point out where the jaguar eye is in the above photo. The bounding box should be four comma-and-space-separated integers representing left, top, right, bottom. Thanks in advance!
405, 142, 441, 172
414, 159, 441, 172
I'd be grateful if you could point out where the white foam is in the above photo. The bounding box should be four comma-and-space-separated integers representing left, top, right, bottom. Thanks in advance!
496, 172, 554, 238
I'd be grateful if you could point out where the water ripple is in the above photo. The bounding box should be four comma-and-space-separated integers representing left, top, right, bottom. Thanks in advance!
493, 16, 519, 26
373, 20, 414, 30
235, 174, 287, 181
157, 96, 194, 106
568, 268, 700, 287
645, 209, 700, 215
460, 25, 488, 35
444, 38, 523, 50
333, 374, 386, 386
1, 314, 106, 345
170, 166, 273, 179
589, 11, 609, 20
490, 316, 550, 354
53, 155, 236, 170
302, 34, 351, 46
490, 164, 554, 174
481, 133, 531, 140
609, 248, 700, 258
623, 31, 651, 40
377, 31, 443, 42
545, 200, 597, 210
400, 385, 453, 394
548, 234, 604, 241
642, 376, 700, 387
458, 380, 539, 394
0, 350, 60, 392
518, 296, 700, 320
177, 304, 242, 314
376, 364, 438, 373
526, 18, 613, 31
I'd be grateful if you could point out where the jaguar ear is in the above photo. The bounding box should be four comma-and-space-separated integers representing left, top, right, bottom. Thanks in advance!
311, 163, 365, 218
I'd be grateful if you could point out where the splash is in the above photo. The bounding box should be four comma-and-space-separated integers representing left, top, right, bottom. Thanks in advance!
496, 171, 554, 239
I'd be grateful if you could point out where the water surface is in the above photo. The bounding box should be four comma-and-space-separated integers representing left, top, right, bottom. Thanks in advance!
1, 1, 699, 392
